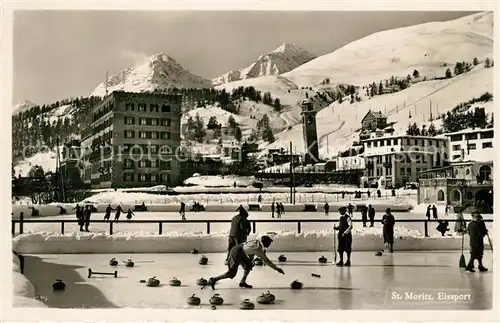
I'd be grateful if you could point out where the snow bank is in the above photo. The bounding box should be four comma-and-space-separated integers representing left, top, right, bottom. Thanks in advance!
11, 251, 48, 307
183, 175, 255, 187
12, 228, 488, 254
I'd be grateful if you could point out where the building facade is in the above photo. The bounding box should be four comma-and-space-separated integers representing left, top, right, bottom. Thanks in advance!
361, 133, 449, 187
80, 91, 182, 189
418, 161, 493, 213
442, 128, 494, 161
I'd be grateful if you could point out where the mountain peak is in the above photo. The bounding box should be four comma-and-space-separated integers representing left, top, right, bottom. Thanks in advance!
91, 53, 212, 96
213, 42, 316, 86
12, 99, 36, 115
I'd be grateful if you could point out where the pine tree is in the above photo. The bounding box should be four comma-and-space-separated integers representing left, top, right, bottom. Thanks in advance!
413, 69, 420, 78
378, 82, 383, 95
427, 123, 437, 136
273, 98, 281, 111
262, 128, 275, 143
207, 116, 219, 130
473, 57, 479, 66
445, 68, 452, 79
235, 126, 242, 142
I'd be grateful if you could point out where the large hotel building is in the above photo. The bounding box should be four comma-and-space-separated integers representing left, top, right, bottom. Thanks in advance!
80, 91, 182, 189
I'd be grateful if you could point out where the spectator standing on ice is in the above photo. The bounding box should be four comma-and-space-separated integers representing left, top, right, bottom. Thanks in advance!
324, 202, 330, 216
114, 204, 124, 222
432, 205, 438, 220
381, 208, 395, 253
74, 204, 84, 231
391, 188, 396, 197
126, 208, 135, 221
445, 203, 451, 216
377, 189, 382, 198
368, 204, 375, 227
465, 210, 489, 272
179, 201, 186, 220
84, 205, 92, 232
347, 203, 354, 216
271, 202, 275, 218
361, 205, 368, 227
334, 206, 353, 266
258, 194, 262, 204
104, 204, 113, 221
280, 203, 285, 215
366, 190, 371, 198
276, 203, 282, 218
225, 207, 251, 265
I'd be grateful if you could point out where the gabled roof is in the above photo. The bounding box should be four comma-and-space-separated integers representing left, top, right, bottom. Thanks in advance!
361, 110, 386, 123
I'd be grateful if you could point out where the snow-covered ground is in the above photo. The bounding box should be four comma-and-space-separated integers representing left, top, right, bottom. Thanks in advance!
183, 175, 255, 188
13, 150, 58, 177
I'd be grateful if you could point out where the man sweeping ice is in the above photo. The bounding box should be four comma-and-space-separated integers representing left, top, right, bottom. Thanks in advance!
206, 235, 285, 290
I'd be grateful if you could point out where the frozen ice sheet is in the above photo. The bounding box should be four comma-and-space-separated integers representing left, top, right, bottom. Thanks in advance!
21, 251, 493, 310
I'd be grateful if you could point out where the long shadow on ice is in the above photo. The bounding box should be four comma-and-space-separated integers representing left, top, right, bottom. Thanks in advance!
22, 255, 119, 308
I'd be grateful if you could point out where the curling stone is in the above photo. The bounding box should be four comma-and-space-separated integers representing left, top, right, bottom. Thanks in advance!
109, 258, 118, 266
187, 294, 201, 306
290, 280, 303, 290
190, 248, 199, 254
263, 291, 275, 302
52, 279, 66, 291
239, 299, 255, 310
139, 279, 146, 283
375, 250, 383, 256
256, 293, 273, 304
278, 254, 287, 262
253, 257, 263, 266
198, 255, 208, 265
125, 259, 134, 267
209, 293, 224, 305
318, 255, 327, 263
169, 277, 181, 286
146, 276, 160, 287
196, 277, 208, 286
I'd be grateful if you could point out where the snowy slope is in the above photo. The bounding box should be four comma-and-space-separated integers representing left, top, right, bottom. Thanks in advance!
213, 43, 316, 86
283, 11, 493, 87
12, 100, 37, 115
14, 150, 59, 176
269, 66, 494, 158
91, 53, 212, 97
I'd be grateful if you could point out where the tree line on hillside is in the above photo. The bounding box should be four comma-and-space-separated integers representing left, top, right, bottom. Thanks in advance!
443, 57, 493, 79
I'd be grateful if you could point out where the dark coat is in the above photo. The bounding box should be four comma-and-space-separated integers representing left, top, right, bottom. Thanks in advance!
229, 214, 251, 241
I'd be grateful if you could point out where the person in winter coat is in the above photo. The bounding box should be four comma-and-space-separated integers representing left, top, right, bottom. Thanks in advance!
426, 205, 432, 220
271, 202, 275, 218
225, 207, 251, 264
83, 205, 92, 232
179, 201, 186, 220
334, 206, 353, 266
104, 204, 113, 221
432, 205, 438, 220
324, 202, 330, 216
74, 204, 84, 231
465, 211, 489, 272
361, 206, 368, 227
347, 203, 354, 216
114, 204, 124, 222
454, 209, 467, 234
126, 208, 135, 221
381, 208, 395, 252
368, 204, 376, 227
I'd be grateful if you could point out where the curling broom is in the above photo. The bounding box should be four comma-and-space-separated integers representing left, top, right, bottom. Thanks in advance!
459, 232, 466, 268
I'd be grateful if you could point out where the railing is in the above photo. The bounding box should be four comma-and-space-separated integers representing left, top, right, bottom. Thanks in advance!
11, 214, 492, 237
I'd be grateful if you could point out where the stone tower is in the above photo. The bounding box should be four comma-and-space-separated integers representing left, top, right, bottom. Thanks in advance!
301, 98, 319, 164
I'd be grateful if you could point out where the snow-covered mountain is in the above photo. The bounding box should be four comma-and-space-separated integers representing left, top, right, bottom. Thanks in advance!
91, 53, 212, 97
283, 11, 493, 87
12, 99, 36, 115
212, 43, 316, 86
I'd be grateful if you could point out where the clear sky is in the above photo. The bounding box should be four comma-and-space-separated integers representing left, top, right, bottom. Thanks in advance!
13, 10, 477, 105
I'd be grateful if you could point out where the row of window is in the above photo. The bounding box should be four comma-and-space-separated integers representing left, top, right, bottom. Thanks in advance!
124, 117, 172, 126
366, 138, 447, 148
93, 102, 114, 122
123, 159, 171, 170
123, 173, 170, 183
124, 130, 171, 140
122, 144, 174, 154
367, 154, 431, 165
93, 117, 113, 134
449, 130, 494, 142
452, 142, 493, 151
125, 103, 171, 113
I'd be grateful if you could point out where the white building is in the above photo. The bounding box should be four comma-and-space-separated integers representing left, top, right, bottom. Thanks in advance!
361, 132, 449, 187
442, 128, 494, 162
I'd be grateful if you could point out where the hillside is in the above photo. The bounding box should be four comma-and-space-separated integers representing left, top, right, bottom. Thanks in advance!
212, 43, 316, 86
12, 100, 37, 116
91, 53, 212, 97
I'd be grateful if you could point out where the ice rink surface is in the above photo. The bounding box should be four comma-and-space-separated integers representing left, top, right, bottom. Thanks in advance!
15, 210, 493, 235
22, 251, 493, 310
